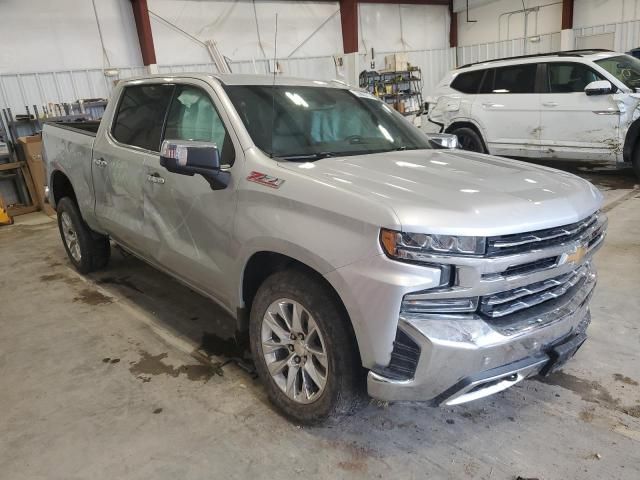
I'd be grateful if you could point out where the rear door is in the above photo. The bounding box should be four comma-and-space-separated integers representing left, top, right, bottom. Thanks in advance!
93, 83, 174, 255
538, 61, 620, 160
471, 63, 542, 157
143, 80, 241, 307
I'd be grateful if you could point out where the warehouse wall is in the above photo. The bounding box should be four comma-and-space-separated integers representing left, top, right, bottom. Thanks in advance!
0, 0, 141, 74
456, 0, 640, 47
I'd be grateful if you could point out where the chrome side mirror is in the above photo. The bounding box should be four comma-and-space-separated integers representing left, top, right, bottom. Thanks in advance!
584, 80, 613, 96
426, 133, 458, 149
160, 140, 229, 190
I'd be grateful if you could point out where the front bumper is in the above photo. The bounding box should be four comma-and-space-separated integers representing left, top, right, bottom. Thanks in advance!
368, 270, 595, 404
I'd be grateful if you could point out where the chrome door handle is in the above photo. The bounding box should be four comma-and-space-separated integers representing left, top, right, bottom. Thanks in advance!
542, 102, 559, 107
482, 102, 501, 108
147, 173, 165, 184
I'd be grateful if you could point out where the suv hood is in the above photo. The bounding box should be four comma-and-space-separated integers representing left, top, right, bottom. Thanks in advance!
279, 149, 602, 236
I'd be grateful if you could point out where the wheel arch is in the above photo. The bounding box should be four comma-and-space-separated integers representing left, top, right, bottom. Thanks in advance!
238, 250, 363, 364
445, 120, 489, 153
50, 169, 77, 209
623, 117, 640, 163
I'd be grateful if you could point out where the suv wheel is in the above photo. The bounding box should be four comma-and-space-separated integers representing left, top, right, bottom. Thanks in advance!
249, 269, 364, 424
450, 127, 486, 153
57, 197, 110, 274
633, 141, 640, 179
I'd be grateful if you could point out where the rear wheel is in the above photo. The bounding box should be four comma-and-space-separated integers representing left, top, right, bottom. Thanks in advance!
450, 127, 486, 153
57, 197, 110, 274
249, 269, 364, 424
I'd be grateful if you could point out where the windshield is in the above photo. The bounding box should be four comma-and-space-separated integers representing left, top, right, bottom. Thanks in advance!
224, 85, 431, 160
595, 54, 640, 89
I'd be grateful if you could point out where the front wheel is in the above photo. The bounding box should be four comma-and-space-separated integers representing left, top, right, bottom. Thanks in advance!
249, 269, 364, 424
450, 127, 486, 153
632, 141, 640, 180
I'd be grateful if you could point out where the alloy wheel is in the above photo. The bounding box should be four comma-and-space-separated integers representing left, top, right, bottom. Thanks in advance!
60, 211, 81, 262
261, 298, 328, 404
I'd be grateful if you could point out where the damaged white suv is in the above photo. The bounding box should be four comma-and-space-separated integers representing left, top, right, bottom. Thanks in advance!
427, 49, 640, 178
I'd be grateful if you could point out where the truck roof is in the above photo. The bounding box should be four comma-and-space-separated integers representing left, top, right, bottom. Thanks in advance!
121, 73, 349, 88
457, 49, 622, 70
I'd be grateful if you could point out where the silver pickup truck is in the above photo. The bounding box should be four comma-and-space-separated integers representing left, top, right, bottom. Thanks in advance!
43, 74, 607, 424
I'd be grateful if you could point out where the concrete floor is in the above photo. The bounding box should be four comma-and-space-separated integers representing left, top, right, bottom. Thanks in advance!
1, 163, 639, 480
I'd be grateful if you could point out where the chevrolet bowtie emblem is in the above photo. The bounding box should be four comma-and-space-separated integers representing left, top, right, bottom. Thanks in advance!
565, 245, 588, 265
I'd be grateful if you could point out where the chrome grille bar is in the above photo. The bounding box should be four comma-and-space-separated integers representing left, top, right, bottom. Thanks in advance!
480, 264, 589, 318
487, 212, 599, 256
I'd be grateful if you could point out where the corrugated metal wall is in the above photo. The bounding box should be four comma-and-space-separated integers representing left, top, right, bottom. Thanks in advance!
0, 48, 456, 117
574, 20, 640, 52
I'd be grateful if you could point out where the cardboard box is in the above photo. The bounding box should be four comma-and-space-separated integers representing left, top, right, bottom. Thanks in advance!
384, 53, 408, 72
18, 135, 55, 216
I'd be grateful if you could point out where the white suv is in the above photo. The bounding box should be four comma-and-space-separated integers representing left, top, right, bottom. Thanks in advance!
426, 49, 640, 178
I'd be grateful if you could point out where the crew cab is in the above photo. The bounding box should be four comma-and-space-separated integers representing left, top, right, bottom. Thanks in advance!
43, 73, 606, 424
426, 49, 640, 178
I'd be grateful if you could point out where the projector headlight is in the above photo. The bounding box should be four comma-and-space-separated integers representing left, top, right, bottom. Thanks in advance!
380, 229, 486, 261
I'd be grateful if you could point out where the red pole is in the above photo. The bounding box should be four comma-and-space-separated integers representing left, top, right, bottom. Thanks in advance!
340, 0, 358, 54
130, 0, 157, 66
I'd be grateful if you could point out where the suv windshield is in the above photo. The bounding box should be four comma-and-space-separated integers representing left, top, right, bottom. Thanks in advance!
595, 54, 640, 89
224, 85, 431, 160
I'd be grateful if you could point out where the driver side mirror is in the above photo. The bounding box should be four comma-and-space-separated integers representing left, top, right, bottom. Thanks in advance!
160, 140, 229, 190
584, 80, 613, 96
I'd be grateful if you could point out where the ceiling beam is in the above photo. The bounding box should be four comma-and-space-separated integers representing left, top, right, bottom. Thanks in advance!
130, 0, 157, 66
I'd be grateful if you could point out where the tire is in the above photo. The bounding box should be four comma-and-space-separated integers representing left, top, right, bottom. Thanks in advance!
249, 268, 364, 424
57, 197, 110, 274
450, 127, 486, 153
633, 141, 640, 180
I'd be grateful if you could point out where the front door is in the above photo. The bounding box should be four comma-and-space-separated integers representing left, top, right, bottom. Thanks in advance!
93, 83, 174, 254
538, 62, 621, 161
143, 81, 241, 308
471, 63, 542, 157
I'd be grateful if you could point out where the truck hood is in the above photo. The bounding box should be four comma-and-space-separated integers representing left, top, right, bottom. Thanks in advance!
279, 149, 602, 236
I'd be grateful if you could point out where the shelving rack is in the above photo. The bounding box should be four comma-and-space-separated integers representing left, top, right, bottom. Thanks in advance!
359, 67, 423, 116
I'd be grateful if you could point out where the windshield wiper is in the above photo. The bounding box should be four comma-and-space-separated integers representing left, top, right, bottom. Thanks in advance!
279, 152, 334, 161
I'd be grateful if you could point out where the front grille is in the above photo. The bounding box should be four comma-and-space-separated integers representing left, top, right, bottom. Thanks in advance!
487, 212, 599, 257
480, 264, 589, 318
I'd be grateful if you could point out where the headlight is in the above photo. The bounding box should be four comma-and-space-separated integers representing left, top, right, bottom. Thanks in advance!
380, 228, 486, 260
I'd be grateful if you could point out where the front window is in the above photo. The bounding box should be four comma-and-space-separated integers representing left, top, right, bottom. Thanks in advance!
224, 85, 431, 160
595, 54, 640, 90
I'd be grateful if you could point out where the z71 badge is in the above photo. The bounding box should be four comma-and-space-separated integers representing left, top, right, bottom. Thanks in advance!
247, 171, 285, 189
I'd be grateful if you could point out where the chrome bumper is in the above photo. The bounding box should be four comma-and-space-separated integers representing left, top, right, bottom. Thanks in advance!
367, 269, 595, 404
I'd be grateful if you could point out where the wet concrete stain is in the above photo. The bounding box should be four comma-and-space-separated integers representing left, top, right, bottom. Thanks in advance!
198, 332, 256, 376
73, 288, 113, 306
153, 408, 163, 414
39, 273, 64, 282
538, 371, 640, 419
97, 276, 143, 293
333, 441, 375, 474
129, 351, 223, 382
539, 372, 619, 406
613, 373, 639, 386
102, 357, 120, 364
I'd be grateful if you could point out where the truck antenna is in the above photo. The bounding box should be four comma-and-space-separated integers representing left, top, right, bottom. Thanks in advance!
270, 13, 278, 159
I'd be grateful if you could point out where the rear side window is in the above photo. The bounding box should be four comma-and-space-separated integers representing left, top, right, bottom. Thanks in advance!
492, 64, 537, 93
547, 62, 603, 93
450, 69, 485, 93
112, 84, 174, 151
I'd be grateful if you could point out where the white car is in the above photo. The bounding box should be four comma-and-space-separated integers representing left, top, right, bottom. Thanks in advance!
426, 49, 640, 178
